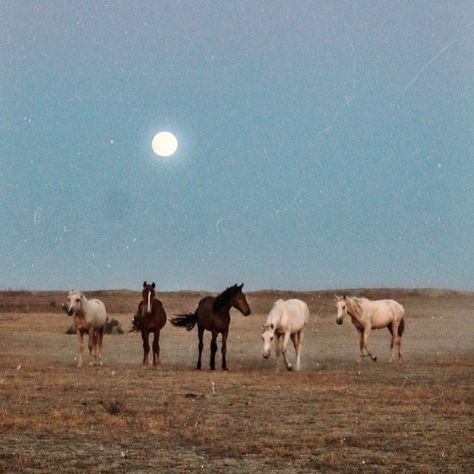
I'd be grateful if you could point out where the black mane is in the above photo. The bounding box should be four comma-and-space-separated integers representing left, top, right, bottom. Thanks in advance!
213, 284, 240, 311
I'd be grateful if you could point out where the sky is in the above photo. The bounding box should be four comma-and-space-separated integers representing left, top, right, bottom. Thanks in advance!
1, 1, 473, 291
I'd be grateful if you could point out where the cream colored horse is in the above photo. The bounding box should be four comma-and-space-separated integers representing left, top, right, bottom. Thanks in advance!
335, 295, 405, 363
262, 299, 309, 372
65, 290, 108, 367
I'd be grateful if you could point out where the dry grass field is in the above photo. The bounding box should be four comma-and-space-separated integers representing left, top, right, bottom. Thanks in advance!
0, 289, 473, 473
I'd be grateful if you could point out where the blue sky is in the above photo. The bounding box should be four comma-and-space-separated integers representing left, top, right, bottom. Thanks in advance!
1, 1, 473, 291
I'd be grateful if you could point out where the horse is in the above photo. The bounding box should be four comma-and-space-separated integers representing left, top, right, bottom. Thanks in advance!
261, 299, 309, 372
64, 290, 108, 367
335, 295, 405, 363
171, 283, 251, 370
130, 281, 167, 367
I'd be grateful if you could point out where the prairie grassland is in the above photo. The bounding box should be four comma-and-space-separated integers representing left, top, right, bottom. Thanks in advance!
0, 290, 473, 473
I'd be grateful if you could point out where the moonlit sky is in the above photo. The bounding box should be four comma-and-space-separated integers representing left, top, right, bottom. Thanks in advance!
1, 2, 473, 291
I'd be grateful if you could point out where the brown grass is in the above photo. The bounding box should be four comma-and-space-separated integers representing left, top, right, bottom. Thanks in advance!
0, 289, 473, 472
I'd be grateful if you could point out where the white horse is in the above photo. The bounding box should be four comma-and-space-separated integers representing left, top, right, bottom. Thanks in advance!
261, 299, 309, 372
335, 295, 405, 363
65, 290, 108, 367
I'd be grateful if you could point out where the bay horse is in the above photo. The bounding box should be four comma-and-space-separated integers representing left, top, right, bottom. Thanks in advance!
171, 283, 251, 370
335, 295, 405, 363
64, 290, 108, 367
261, 299, 309, 372
131, 281, 167, 366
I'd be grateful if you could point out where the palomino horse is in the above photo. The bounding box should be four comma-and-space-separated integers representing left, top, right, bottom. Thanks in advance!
171, 283, 251, 370
335, 295, 405, 363
64, 290, 108, 367
262, 299, 309, 372
131, 281, 167, 367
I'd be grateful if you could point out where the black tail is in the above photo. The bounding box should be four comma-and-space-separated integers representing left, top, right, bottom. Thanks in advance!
398, 318, 405, 337
171, 312, 198, 331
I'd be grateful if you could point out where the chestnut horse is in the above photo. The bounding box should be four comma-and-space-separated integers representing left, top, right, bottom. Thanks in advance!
131, 282, 167, 366
171, 283, 251, 370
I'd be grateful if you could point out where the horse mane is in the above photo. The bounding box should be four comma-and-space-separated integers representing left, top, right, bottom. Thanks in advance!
213, 284, 240, 311
348, 297, 363, 319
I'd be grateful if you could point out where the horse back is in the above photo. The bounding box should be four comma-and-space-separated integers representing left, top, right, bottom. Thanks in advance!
285, 299, 309, 332
271, 299, 309, 334
369, 299, 404, 327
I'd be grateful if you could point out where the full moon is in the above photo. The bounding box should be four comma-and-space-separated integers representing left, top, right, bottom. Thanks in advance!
151, 131, 178, 157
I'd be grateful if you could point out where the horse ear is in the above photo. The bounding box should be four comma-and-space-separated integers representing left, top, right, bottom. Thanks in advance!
239, 283, 244, 289
152, 282, 156, 289
143, 281, 147, 288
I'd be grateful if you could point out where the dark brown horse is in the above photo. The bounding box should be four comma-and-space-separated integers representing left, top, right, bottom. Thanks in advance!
171, 283, 251, 370
131, 281, 167, 366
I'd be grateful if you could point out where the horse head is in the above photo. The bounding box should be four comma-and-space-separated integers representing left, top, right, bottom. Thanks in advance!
142, 281, 156, 314
230, 283, 251, 316
65, 290, 84, 317
261, 323, 275, 359
335, 295, 348, 325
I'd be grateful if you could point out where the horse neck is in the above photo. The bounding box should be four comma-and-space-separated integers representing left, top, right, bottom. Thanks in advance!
214, 298, 232, 318
347, 299, 364, 324
266, 304, 282, 327
80, 296, 90, 314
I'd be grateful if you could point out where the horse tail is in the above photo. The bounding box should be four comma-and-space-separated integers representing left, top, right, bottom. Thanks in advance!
171, 312, 198, 331
398, 318, 405, 337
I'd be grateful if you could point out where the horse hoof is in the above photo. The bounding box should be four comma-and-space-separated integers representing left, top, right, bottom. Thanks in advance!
373, 357, 377, 362
223, 367, 229, 371
286, 366, 293, 371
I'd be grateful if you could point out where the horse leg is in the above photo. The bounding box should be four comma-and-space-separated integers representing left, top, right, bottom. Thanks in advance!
275, 335, 282, 373
210, 331, 218, 370
357, 329, 364, 363
290, 333, 297, 369
398, 327, 403, 361
295, 330, 304, 371
392, 320, 403, 362
142, 330, 150, 367
282, 332, 293, 371
196, 326, 204, 370
152, 330, 160, 367
97, 328, 104, 366
363, 328, 377, 362
76, 331, 84, 367
88, 329, 95, 366
221, 329, 229, 371
389, 323, 397, 363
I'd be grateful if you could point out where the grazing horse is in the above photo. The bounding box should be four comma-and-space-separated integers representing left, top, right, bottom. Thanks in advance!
171, 283, 251, 370
131, 281, 167, 367
335, 295, 405, 363
64, 290, 107, 367
261, 299, 309, 372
